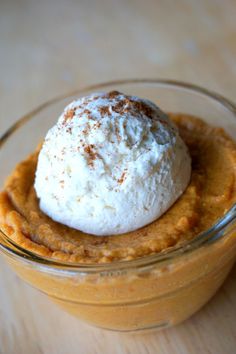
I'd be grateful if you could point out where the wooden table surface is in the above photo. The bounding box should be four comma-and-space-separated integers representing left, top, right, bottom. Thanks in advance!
0, 0, 236, 353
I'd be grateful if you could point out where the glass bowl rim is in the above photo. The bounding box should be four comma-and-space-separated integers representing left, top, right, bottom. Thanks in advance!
1, 78, 236, 273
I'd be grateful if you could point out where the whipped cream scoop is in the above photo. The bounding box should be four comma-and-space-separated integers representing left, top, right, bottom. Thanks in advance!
35, 91, 191, 236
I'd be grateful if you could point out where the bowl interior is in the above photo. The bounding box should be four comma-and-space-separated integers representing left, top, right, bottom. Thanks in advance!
1, 79, 236, 269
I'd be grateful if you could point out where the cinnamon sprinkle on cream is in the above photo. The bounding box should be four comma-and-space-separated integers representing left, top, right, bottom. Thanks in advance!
84, 144, 97, 167
117, 171, 127, 184
98, 106, 111, 117
63, 108, 76, 123
106, 91, 121, 99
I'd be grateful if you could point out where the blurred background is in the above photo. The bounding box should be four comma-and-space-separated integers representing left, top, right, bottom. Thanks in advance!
0, 1, 236, 353
0, 0, 235, 134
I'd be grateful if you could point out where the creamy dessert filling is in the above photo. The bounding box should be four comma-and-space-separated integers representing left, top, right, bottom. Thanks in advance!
1, 112, 236, 263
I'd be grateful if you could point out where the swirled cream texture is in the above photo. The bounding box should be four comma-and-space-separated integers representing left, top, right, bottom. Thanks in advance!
34, 91, 191, 235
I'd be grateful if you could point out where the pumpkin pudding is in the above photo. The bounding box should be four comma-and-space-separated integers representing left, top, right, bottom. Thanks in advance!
1, 89, 236, 331
0, 103, 236, 263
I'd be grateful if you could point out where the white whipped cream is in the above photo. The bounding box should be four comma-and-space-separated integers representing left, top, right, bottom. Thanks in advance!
35, 91, 191, 236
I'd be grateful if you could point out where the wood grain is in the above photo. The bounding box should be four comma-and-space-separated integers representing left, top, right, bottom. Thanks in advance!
0, 0, 236, 353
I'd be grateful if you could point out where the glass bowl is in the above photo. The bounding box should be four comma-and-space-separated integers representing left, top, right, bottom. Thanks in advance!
1, 79, 236, 332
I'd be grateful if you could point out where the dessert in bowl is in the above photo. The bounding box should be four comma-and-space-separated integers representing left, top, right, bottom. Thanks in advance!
0, 80, 236, 332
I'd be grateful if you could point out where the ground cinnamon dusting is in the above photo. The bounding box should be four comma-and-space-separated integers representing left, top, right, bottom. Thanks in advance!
112, 100, 129, 114
63, 108, 76, 123
82, 123, 90, 136
98, 106, 111, 117
130, 100, 154, 119
102, 91, 155, 119
83, 109, 94, 120
106, 91, 121, 99
84, 144, 97, 167
93, 121, 102, 129
117, 171, 127, 184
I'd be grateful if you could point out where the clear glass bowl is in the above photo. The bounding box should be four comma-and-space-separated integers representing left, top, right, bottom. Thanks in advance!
1, 79, 236, 332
